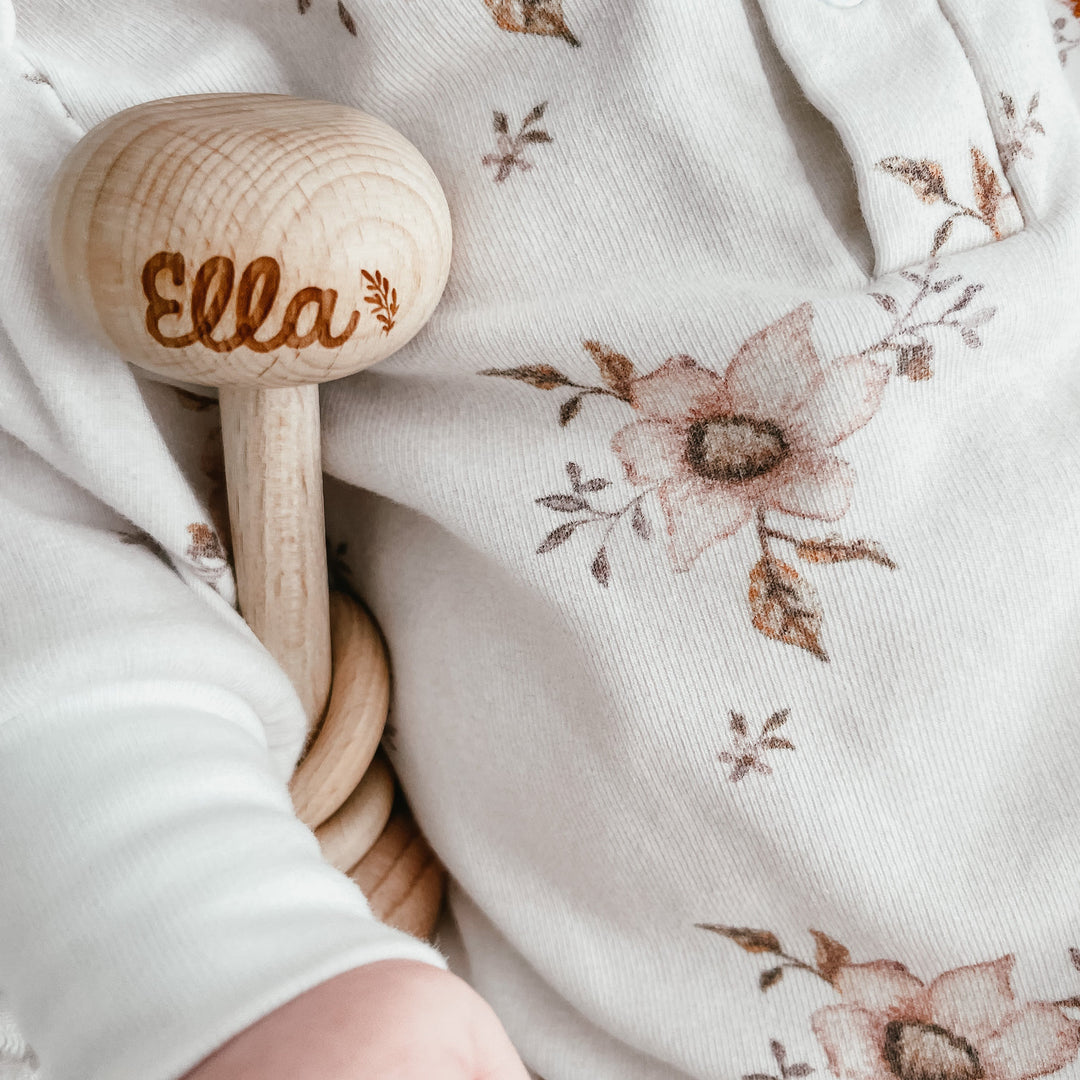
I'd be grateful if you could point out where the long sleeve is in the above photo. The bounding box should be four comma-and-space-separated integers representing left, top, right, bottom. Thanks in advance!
0, 18, 444, 1080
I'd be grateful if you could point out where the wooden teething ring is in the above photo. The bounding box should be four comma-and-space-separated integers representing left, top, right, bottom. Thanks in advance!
48, 93, 451, 940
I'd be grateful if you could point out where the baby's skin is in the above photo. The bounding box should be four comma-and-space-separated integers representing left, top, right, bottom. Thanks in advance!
181, 960, 530, 1079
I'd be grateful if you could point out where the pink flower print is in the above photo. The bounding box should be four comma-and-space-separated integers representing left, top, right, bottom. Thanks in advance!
481, 303, 899, 660
611, 304, 889, 573
811, 957, 1080, 1080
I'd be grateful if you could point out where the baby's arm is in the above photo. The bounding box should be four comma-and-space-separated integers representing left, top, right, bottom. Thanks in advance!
182, 961, 529, 1079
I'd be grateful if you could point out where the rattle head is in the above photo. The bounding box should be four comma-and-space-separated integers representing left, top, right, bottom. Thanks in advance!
48, 94, 452, 388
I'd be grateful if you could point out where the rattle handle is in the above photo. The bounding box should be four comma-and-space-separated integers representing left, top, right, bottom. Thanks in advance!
218, 384, 332, 734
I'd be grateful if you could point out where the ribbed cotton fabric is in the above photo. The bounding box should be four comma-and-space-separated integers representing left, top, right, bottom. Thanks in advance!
3, 1, 1080, 1078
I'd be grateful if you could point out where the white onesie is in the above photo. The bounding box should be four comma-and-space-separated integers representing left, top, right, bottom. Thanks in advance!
3, 1, 1080, 1078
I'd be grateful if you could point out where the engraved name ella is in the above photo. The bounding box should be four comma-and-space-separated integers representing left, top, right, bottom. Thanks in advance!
141, 252, 398, 351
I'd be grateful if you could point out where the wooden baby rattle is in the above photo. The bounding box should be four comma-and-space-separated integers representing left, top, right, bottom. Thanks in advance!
47, 93, 452, 939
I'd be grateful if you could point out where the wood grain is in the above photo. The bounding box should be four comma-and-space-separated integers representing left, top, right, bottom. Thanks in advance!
314, 751, 396, 873
220, 383, 331, 728
349, 804, 446, 941
290, 590, 391, 828
48, 93, 453, 932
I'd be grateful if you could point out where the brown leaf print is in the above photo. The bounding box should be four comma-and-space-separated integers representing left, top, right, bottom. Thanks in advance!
481, 339, 630, 426
337, 0, 357, 35
696, 925, 783, 955
749, 556, 828, 662
583, 340, 636, 396
971, 147, 1003, 238
482, 101, 554, 183
361, 269, 398, 335
876, 157, 948, 205
482, 0, 580, 46
698, 924, 849, 989
480, 363, 573, 390
809, 930, 851, 985
795, 536, 897, 569
877, 128, 1032, 257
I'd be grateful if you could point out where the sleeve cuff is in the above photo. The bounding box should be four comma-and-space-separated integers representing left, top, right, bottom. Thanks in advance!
0, 687, 446, 1080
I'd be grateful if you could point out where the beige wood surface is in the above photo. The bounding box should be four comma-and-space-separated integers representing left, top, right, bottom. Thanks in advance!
220, 383, 331, 729
349, 805, 447, 941
290, 590, 391, 829
47, 92, 452, 737
314, 751, 396, 873
48, 92, 454, 938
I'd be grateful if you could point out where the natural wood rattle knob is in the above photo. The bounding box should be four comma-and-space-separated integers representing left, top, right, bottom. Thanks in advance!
48, 93, 452, 730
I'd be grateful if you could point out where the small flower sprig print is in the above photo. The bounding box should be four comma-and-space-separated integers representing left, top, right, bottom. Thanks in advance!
482, 101, 554, 183
743, 1040, 814, 1080
877, 146, 1010, 252
297, 0, 357, 36
863, 259, 995, 381
718, 709, 796, 782
361, 269, 398, 335
536, 462, 653, 586
1053, 1, 1080, 65
999, 91, 1045, 172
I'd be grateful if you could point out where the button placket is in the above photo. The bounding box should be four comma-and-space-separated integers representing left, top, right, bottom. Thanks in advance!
755, 0, 1021, 277
934, 0, 1078, 227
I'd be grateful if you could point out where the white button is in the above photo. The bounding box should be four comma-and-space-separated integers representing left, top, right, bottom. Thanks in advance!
821, 0, 864, 6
